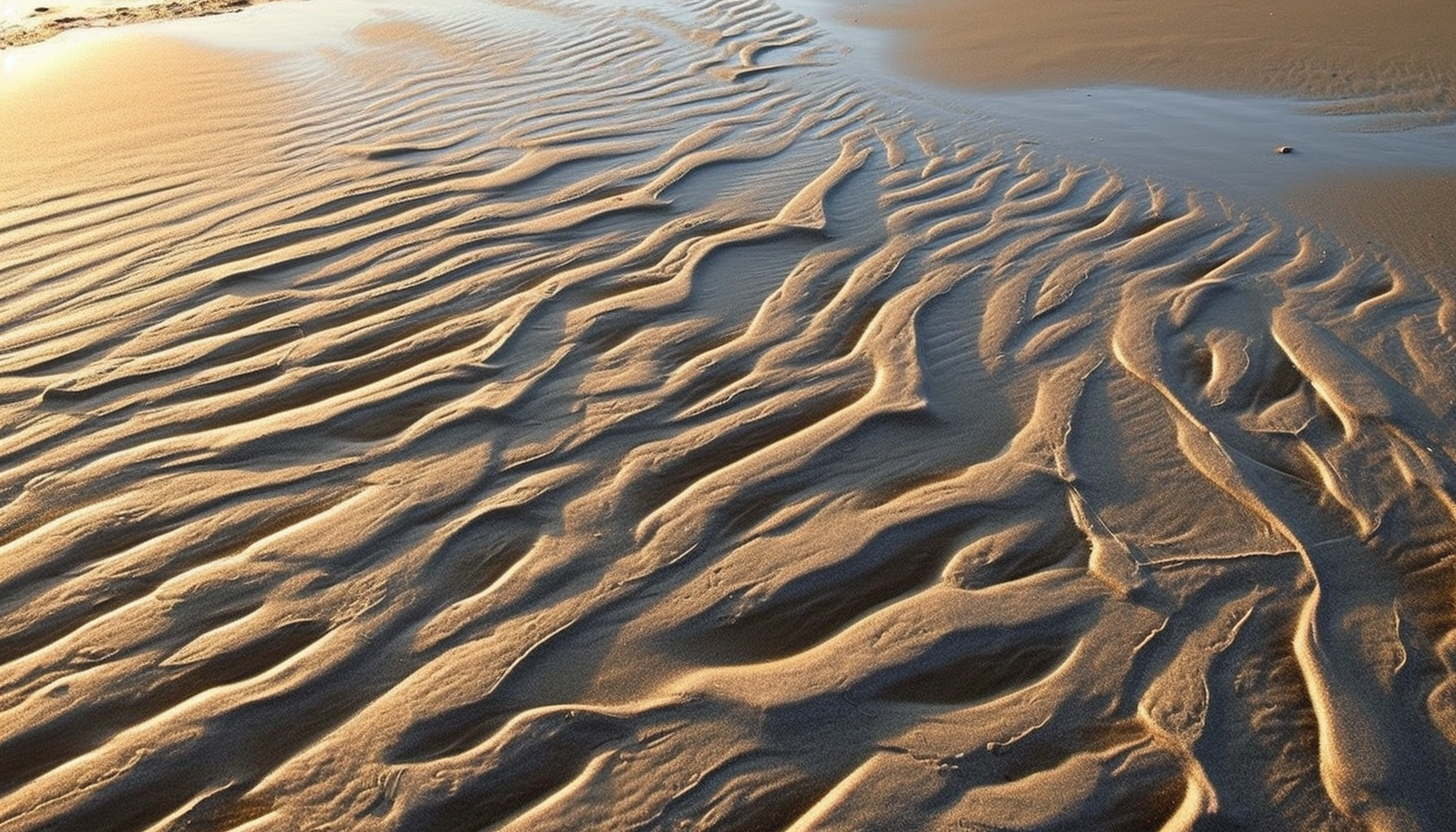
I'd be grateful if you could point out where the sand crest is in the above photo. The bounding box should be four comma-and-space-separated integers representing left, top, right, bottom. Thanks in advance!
1, 1, 1455, 830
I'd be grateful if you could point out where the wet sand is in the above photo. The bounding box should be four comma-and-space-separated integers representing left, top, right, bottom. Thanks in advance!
848, 0, 1456, 111
1292, 173, 1456, 276
834, 0, 1456, 278
2, 1, 1455, 830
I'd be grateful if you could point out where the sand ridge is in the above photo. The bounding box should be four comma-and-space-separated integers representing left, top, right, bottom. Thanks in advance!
1, 0, 1455, 830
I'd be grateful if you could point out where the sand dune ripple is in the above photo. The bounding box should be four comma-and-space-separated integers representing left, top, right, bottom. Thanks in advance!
1, 1, 1454, 829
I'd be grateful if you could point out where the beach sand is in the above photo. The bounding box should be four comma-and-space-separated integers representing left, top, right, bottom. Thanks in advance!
847, 0, 1456, 110
1292, 172, 1456, 277
0, 1, 291, 48
838, 0, 1456, 286
1, 1, 1455, 830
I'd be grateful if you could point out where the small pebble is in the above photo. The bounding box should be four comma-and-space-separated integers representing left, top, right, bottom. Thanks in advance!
1275, 146, 1294, 154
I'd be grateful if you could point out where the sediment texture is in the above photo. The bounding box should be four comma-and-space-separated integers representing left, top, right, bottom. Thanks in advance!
0, 1, 281, 48
1, 1, 1454, 830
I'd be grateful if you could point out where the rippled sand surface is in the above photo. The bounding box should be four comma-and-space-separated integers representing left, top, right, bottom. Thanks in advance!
2, 1, 1456, 830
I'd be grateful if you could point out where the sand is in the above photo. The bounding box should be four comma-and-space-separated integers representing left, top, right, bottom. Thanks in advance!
836, 0, 1456, 286
847, 0, 1456, 113
1, 0, 1455, 830
0, 0, 292, 48
1292, 172, 1456, 277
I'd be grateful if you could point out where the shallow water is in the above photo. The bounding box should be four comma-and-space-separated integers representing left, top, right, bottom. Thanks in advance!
803, 0, 1456, 273
2, 2, 1455, 830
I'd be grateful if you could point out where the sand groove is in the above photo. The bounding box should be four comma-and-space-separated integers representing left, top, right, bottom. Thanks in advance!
1, 1, 1455, 830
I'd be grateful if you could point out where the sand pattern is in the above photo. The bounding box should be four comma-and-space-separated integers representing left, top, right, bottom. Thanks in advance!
0, 1, 281, 48
1, 1, 1455, 830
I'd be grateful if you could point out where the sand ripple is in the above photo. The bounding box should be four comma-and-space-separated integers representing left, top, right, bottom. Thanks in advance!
1, 1, 1455, 829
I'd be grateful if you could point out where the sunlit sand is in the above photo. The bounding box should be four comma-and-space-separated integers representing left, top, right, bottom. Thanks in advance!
1, 1, 1454, 830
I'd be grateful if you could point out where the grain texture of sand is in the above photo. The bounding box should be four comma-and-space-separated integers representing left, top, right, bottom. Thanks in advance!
1292, 173, 1456, 277
850, 0, 1456, 120
0, 0, 289, 48
1, 1, 1455, 830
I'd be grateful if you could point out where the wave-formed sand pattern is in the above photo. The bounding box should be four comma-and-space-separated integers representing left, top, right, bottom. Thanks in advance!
2, 1, 1455, 829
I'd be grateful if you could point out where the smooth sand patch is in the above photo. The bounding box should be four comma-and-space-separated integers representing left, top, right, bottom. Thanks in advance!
1, 33, 281, 202
847, 0, 1456, 108
0, 0, 292, 48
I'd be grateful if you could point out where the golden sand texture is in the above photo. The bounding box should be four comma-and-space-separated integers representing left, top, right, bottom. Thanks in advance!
1, 36, 281, 199
0, 0, 286, 48
1, 1, 1455, 830
850, 0, 1456, 119
1292, 173, 1456, 278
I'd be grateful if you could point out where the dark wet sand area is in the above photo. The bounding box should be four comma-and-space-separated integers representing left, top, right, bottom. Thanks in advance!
848, 0, 1456, 106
